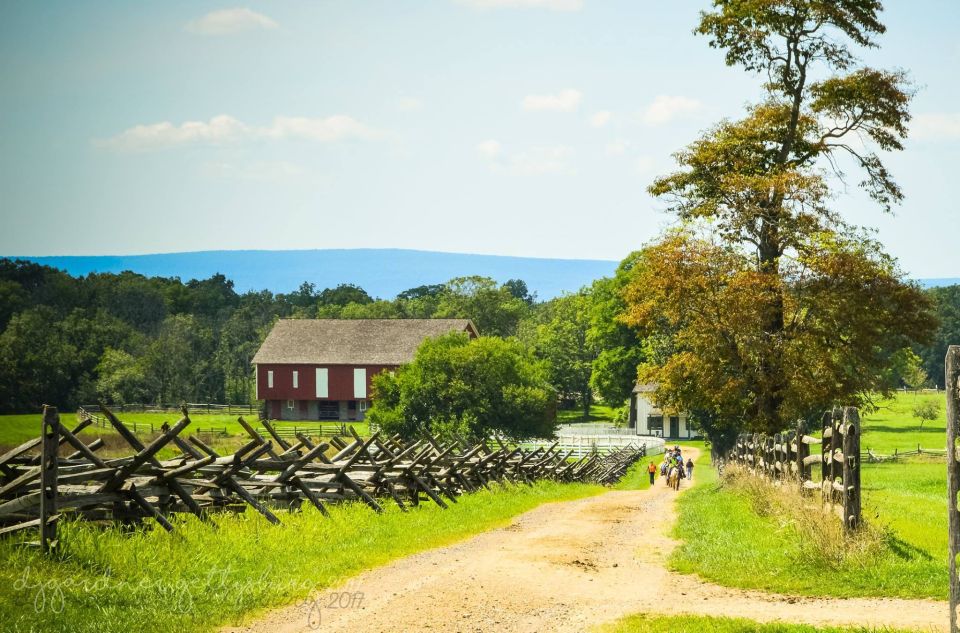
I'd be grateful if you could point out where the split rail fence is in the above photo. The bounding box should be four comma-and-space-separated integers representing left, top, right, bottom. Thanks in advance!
727, 406, 861, 532
0, 405, 645, 553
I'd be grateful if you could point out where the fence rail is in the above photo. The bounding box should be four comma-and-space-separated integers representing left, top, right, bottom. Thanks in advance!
728, 406, 861, 532
863, 446, 948, 462
79, 402, 257, 415
256, 423, 349, 438
0, 405, 646, 549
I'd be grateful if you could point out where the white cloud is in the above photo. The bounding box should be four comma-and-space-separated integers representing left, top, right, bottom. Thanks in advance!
509, 145, 575, 175
605, 139, 629, 155
265, 115, 381, 142
200, 160, 307, 182
97, 114, 381, 152
911, 112, 960, 140
477, 139, 502, 159
641, 94, 703, 126
635, 155, 655, 174
397, 97, 423, 112
456, 0, 582, 11
522, 89, 582, 113
477, 141, 574, 175
589, 111, 612, 127
185, 8, 278, 35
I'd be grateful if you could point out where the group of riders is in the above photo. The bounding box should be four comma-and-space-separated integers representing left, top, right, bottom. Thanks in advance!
646, 446, 694, 491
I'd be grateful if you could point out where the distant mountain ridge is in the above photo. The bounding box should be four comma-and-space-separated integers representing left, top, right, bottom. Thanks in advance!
10, 249, 957, 300
16, 249, 620, 300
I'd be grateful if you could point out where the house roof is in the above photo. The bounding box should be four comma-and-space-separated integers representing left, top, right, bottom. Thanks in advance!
632, 383, 658, 394
251, 318, 478, 366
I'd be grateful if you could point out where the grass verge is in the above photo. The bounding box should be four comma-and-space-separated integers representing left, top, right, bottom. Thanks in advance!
669, 454, 946, 600
596, 613, 924, 633
613, 459, 654, 491
0, 479, 603, 633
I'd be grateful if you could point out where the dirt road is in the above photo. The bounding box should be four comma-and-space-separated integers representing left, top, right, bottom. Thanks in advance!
226, 448, 947, 633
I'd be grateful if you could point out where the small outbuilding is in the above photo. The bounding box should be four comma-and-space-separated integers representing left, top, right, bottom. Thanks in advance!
630, 383, 698, 439
252, 318, 479, 421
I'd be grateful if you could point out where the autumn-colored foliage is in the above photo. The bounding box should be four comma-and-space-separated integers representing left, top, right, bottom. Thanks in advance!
623, 1, 936, 439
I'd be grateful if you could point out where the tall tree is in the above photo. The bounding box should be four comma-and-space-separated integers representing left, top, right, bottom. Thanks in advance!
587, 252, 646, 407
434, 276, 529, 337
917, 285, 960, 389
627, 1, 935, 435
532, 292, 596, 418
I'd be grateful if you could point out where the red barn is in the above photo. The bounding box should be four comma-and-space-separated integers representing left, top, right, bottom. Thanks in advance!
252, 319, 479, 421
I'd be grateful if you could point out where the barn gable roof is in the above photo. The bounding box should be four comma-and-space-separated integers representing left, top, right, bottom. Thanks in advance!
251, 319, 479, 366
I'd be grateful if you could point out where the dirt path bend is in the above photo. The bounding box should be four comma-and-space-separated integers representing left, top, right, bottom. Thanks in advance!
226, 448, 947, 633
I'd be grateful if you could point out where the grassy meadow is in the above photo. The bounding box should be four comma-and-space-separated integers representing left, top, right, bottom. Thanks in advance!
557, 403, 619, 424
860, 391, 947, 454
0, 411, 372, 459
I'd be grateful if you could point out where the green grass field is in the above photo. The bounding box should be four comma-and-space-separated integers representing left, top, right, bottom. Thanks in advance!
597, 613, 923, 633
0, 479, 605, 633
860, 391, 946, 454
668, 450, 947, 600
557, 403, 619, 424
0, 411, 371, 458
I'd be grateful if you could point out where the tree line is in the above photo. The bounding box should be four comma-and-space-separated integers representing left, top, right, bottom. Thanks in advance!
0, 259, 637, 417
0, 255, 955, 426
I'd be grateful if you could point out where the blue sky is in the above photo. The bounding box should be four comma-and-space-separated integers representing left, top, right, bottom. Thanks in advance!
1, 1, 958, 277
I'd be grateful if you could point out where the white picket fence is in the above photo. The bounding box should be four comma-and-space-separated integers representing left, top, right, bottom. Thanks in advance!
523, 434, 665, 458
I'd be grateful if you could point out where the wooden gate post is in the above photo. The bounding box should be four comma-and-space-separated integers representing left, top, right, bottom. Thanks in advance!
842, 407, 861, 531
945, 345, 960, 633
40, 405, 60, 554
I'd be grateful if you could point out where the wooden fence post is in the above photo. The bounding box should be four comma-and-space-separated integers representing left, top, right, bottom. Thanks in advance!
945, 345, 960, 633
842, 407, 861, 531
39, 405, 60, 554
796, 421, 809, 487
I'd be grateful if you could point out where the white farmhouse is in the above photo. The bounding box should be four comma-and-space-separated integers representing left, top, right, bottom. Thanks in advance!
629, 383, 699, 439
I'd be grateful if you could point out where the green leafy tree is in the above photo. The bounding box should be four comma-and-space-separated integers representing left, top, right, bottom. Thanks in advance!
368, 333, 556, 441
318, 283, 373, 307
895, 348, 929, 393
96, 348, 151, 404
918, 285, 960, 389
912, 399, 940, 430
143, 315, 218, 403
587, 253, 646, 406
627, 1, 935, 434
0, 307, 79, 411
434, 276, 529, 337
532, 292, 596, 418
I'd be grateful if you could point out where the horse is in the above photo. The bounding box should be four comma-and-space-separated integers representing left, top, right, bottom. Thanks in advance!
668, 465, 681, 491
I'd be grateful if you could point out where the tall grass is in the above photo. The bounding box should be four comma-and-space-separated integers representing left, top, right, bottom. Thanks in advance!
0, 480, 603, 633
722, 466, 888, 569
